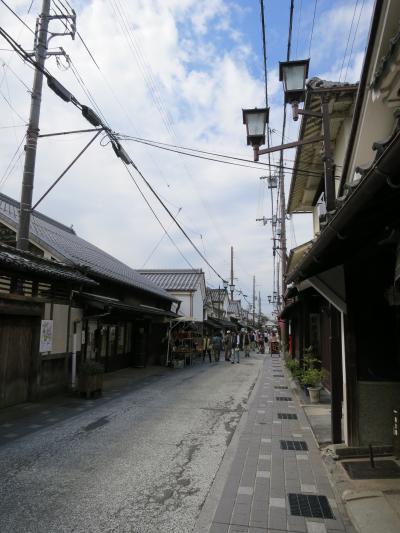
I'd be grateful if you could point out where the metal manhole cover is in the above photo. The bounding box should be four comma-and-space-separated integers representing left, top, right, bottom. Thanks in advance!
278, 413, 297, 420
276, 396, 292, 401
273, 375, 284, 378
280, 440, 308, 451
275, 386, 288, 389
342, 460, 400, 479
288, 493, 334, 519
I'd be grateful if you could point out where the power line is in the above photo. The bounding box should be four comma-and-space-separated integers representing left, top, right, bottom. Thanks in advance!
295, 0, 303, 57
129, 160, 225, 282
0, 23, 229, 284
308, 0, 318, 57
344, 0, 365, 82
124, 164, 195, 270
141, 207, 182, 268
0, 85, 27, 122
0, 133, 25, 189
0, 0, 34, 35
120, 134, 338, 179
339, 0, 359, 82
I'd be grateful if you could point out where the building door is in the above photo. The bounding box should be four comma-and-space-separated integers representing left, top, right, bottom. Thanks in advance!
0, 316, 39, 408
132, 320, 148, 367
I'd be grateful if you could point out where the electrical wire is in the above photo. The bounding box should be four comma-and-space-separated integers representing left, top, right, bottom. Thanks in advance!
339, 0, 359, 82
308, 0, 318, 57
344, 0, 365, 82
129, 160, 225, 282
123, 164, 195, 270
1, 58, 31, 92
140, 207, 183, 268
119, 134, 338, 179
0, 0, 34, 35
0, 23, 239, 286
0, 133, 25, 189
295, 0, 303, 58
0, 86, 27, 122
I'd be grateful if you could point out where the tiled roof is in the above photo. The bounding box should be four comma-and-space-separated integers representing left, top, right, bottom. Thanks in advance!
228, 300, 242, 314
207, 287, 226, 303
138, 269, 203, 291
0, 243, 96, 285
0, 193, 175, 301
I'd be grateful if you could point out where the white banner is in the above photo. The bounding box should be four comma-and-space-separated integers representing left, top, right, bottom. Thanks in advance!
40, 320, 53, 353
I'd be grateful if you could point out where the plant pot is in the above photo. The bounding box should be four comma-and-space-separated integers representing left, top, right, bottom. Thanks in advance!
78, 373, 103, 399
307, 386, 321, 404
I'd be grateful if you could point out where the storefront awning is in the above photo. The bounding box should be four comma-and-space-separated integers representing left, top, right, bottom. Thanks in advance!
77, 292, 178, 319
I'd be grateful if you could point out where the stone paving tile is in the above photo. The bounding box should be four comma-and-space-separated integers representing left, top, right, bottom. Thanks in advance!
209, 356, 354, 533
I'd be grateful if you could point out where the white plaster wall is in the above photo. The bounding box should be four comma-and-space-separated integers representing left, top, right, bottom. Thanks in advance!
192, 289, 204, 322
170, 292, 191, 317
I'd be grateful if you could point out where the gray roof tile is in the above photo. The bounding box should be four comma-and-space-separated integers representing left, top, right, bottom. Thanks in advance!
0, 243, 96, 285
0, 193, 175, 301
138, 269, 203, 291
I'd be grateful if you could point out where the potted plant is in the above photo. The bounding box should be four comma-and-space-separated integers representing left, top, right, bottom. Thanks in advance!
78, 360, 104, 398
285, 358, 303, 381
300, 368, 326, 403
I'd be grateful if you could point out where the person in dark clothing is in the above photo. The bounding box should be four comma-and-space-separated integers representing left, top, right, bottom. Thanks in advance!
243, 331, 251, 357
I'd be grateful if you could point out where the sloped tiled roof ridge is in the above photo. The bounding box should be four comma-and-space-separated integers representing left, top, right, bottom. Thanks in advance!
138, 269, 203, 291
0, 193, 175, 301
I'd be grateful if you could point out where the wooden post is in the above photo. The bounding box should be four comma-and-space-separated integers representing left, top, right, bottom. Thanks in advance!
330, 305, 343, 444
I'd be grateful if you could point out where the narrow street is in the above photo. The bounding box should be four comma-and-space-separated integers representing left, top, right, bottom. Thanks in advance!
0, 357, 263, 533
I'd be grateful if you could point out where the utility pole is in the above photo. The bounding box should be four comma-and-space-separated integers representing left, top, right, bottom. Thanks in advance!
258, 291, 261, 326
252, 275, 256, 326
17, 0, 76, 250
278, 163, 287, 300
230, 246, 234, 301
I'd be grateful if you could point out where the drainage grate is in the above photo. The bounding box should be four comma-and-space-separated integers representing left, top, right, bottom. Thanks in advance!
280, 440, 308, 451
273, 374, 284, 377
274, 386, 288, 389
278, 413, 297, 420
288, 493, 334, 519
342, 460, 400, 479
276, 396, 292, 401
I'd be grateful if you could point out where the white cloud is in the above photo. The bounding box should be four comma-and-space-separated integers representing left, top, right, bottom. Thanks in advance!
0, 0, 375, 315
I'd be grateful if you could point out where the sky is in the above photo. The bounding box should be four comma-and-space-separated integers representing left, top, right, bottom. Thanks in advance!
0, 0, 374, 316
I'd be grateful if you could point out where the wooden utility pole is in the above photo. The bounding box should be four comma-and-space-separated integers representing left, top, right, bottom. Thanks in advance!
252, 275, 256, 326
17, 0, 51, 250
17, 1, 75, 250
230, 246, 234, 301
258, 291, 261, 326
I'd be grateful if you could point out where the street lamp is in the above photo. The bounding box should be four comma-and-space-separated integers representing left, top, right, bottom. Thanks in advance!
242, 107, 269, 158
223, 279, 229, 290
279, 59, 309, 107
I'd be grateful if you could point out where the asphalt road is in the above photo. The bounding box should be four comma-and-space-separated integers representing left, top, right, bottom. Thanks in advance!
0, 355, 263, 533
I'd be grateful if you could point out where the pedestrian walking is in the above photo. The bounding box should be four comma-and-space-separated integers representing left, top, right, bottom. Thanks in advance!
223, 331, 232, 361
212, 333, 222, 362
231, 331, 242, 364
250, 331, 256, 351
243, 330, 251, 357
203, 334, 212, 363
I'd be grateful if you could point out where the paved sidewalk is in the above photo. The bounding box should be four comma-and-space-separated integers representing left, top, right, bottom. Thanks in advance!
206, 355, 356, 533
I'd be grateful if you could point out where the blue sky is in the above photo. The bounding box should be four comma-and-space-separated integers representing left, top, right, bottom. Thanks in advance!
0, 0, 374, 315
